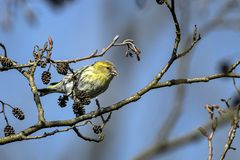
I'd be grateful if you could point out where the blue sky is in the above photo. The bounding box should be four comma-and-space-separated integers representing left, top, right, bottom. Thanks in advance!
1, 1, 240, 160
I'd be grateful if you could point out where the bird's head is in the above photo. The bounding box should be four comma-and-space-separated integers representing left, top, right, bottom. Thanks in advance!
93, 61, 118, 77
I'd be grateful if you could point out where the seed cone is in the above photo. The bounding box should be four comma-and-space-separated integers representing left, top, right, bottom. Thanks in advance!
93, 125, 102, 134
0, 57, 13, 67
72, 102, 85, 117
4, 125, 15, 137
56, 62, 69, 75
58, 95, 69, 108
74, 90, 91, 105
41, 71, 51, 84
12, 107, 25, 120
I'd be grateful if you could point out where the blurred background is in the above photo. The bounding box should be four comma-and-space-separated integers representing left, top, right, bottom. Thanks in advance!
0, 0, 240, 160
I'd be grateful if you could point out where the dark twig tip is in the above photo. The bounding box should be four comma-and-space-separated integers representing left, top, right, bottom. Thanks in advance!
0, 43, 8, 57
156, 0, 165, 5
113, 35, 120, 41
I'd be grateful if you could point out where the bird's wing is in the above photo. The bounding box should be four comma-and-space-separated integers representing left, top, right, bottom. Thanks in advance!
60, 65, 89, 83
46, 66, 89, 90
74, 65, 89, 74
73, 65, 89, 77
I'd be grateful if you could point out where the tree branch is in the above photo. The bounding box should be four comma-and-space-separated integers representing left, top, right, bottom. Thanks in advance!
0, 35, 140, 72
137, 0, 240, 158
134, 108, 235, 160
22, 122, 90, 140
1, 0, 239, 148
53, 35, 140, 63
220, 106, 240, 160
73, 127, 103, 143
154, 73, 240, 89
0, 68, 239, 145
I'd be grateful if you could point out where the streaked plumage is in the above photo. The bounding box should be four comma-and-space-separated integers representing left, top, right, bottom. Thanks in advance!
38, 61, 118, 98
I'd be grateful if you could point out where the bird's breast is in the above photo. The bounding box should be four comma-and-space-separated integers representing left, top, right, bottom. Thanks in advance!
77, 72, 112, 98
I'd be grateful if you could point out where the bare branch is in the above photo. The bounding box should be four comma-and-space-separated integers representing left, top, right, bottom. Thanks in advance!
73, 127, 103, 143
154, 72, 240, 89
0, 100, 9, 125
0, 0, 239, 151
203, 105, 219, 160
165, 0, 181, 57
1, 0, 240, 146
0, 62, 34, 71
177, 26, 201, 58
0, 55, 30, 78
0, 35, 140, 72
0, 69, 239, 145
95, 99, 112, 126
23, 128, 73, 140
23, 122, 90, 140
232, 78, 240, 97
228, 60, 240, 73
53, 35, 140, 63
27, 63, 46, 123
0, 43, 7, 57
134, 108, 235, 160
220, 106, 240, 160
95, 99, 105, 123
150, 1, 240, 157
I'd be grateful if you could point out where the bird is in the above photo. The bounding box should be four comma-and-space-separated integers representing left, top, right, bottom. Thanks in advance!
38, 61, 118, 99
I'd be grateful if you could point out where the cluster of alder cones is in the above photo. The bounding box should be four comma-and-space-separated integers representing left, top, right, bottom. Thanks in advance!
3, 107, 25, 137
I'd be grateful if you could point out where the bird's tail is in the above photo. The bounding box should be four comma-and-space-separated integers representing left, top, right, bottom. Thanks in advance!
38, 82, 60, 97
38, 88, 56, 97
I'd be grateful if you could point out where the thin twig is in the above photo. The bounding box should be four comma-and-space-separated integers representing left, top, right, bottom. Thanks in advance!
153, 73, 240, 89
53, 35, 140, 63
219, 114, 239, 160
177, 26, 201, 58
28, 63, 46, 123
0, 55, 30, 78
207, 117, 217, 160
53, 35, 119, 63
95, 99, 105, 123
156, 0, 240, 145
0, 0, 240, 147
73, 127, 103, 143
0, 43, 7, 57
0, 63, 238, 145
0, 35, 140, 72
0, 62, 34, 71
23, 122, 90, 140
23, 128, 73, 140
228, 60, 240, 73
136, 0, 240, 159
0, 100, 9, 125
202, 104, 219, 160
157, 26, 199, 142
208, 132, 214, 160
95, 99, 112, 126
219, 98, 240, 159
232, 77, 240, 97
0, 44, 239, 145
165, 0, 181, 57
134, 108, 235, 160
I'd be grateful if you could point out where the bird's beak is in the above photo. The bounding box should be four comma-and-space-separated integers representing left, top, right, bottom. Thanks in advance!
111, 69, 118, 76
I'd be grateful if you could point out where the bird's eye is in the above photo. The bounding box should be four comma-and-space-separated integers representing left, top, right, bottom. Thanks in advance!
106, 67, 110, 70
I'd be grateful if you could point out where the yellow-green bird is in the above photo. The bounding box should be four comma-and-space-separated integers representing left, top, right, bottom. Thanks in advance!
38, 61, 118, 98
